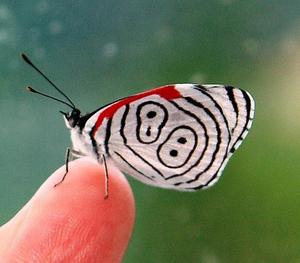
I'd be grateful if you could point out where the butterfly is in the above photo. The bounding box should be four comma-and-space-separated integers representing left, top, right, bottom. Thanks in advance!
22, 54, 255, 197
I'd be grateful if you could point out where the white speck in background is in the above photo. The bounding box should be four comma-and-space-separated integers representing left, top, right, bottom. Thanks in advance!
49, 20, 63, 35
8, 58, 19, 70
173, 206, 191, 224
199, 248, 220, 263
34, 47, 46, 59
0, 30, 11, 44
36, 0, 49, 15
0, 5, 11, 20
154, 25, 172, 44
219, 0, 235, 6
0, 5, 15, 45
102, 42, 118, 58
190, 72, 207, 84
280, 37, 299, 56
243, 38, 259, 56
29, 27, 41, 42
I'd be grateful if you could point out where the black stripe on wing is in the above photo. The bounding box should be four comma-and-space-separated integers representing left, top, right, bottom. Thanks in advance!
119, 104, 166, 178
165, 100, 209, 180
194, 85, 231, 142
173, 86, 231, 187
173, 96, 224, 186
113, 151, 155, 181
229, 89, 253, 154
225, 86, 239, 133
189, 86, 254, 190
103, 118, 112, 156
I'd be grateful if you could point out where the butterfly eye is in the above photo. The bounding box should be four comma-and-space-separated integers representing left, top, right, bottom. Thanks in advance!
63, 109, 81, 128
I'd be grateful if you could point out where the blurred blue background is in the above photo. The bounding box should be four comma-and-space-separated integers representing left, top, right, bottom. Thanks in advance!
1, 1, 300, 262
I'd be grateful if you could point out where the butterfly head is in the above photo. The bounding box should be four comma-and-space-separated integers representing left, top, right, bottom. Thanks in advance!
61, 108, 81, 129
61, 108, 96, 158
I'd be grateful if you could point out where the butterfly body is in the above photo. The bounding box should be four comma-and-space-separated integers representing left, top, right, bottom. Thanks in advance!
64, 84, 254, 191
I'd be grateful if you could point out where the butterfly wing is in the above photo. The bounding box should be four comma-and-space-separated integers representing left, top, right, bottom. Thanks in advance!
103, 84, 254, 191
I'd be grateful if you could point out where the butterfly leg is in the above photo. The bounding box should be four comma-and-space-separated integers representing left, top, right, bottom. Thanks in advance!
102, 154, 109, 199
54, 147, 71, 187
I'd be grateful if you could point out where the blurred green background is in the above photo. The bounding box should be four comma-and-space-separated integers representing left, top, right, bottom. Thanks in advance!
1, 1, 300, 262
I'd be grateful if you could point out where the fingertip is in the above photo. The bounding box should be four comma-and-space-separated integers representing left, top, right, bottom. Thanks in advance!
39, 157, 134, 205
0, 158, 135, 262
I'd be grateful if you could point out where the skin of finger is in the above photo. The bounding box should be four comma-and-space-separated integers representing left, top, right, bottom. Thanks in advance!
0, 158, 135, 262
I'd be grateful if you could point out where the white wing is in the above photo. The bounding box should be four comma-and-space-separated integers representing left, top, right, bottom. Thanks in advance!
104, 84, 255, 191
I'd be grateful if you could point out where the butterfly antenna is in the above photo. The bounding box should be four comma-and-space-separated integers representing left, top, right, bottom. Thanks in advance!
26, 86, 75, 109
21, 53, 76, 109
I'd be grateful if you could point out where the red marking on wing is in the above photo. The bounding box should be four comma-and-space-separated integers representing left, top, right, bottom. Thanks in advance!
92, 85, 180, 136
